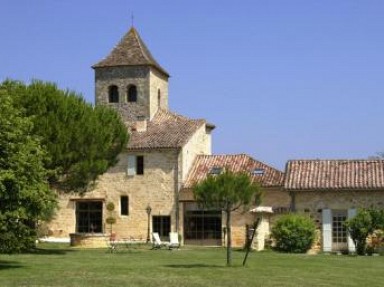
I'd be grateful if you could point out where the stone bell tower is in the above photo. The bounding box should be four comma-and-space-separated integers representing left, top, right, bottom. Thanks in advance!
92, 27, 169, 123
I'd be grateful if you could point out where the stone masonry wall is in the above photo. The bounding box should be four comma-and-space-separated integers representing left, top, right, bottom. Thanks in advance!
47, 149, 180, 240
222, 187, 290, 248
94, 66, 151, 121
295, 190, 384, 229
149, 68, 169, 119
295, 190, 384, 252
181, 124, 212, 181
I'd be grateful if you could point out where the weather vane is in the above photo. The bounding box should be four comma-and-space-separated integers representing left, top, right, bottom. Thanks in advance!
131, 13, 134, 27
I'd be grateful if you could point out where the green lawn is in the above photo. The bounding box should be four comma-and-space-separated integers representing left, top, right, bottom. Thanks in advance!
0, 244, 383, 287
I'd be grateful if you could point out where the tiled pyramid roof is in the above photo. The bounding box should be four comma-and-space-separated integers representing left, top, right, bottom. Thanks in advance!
92, 27, 169, 77
284, 159, 384, 191
127, 109, 213, 150
183, 154, 284, 188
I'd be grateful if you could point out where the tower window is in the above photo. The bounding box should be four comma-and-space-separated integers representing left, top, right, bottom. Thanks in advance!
157, 89, 161, 108
108, 85, 119, 103
127, 85, 137, 102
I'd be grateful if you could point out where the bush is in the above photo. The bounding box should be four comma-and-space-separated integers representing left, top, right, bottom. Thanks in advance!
271, 213, 316, 253
345, 208, 384, 255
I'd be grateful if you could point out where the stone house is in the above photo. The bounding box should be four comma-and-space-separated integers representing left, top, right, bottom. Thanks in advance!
47, 27, 214, 245
284, 159, 384, 253
46, 26, 384, 251
47, 26, 288, 248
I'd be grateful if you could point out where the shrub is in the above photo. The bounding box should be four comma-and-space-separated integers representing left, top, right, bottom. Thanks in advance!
271, 213, 316, 253
345, 208, 384, 255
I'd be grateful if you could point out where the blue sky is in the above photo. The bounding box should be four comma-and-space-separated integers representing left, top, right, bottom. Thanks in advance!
1, 0, 384, 170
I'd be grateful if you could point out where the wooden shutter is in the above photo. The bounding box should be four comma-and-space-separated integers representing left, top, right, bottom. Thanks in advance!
347, 208, 357, 253
127, 155, 136, 176
322, 209, 332, 252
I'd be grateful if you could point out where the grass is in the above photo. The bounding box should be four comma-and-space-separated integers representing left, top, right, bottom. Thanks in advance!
0, 244, 383, 287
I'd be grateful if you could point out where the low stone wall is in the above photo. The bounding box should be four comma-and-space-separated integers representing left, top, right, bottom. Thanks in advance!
69, 233, 108, 248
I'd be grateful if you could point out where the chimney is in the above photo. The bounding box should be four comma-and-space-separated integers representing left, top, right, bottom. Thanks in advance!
135, 115, 147, 132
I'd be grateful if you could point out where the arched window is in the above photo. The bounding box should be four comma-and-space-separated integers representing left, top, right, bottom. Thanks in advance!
127, 85, 137, 102
108, 85, 119, 103
157, 89, 161, 108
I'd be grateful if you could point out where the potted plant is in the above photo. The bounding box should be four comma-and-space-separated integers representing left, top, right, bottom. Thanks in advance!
106, 202, 116, 234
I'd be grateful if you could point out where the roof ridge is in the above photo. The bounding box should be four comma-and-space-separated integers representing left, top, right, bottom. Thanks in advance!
288, 159, 384, 163
194, 154, 284, 173
154, 108, 206, 124
196, 153, 249, 157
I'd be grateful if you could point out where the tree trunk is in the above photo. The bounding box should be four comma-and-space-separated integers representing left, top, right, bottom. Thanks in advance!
226, 209, 232, 266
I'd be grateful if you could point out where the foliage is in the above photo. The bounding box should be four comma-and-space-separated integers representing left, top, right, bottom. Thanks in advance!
106, 201, 116, 233
193, 169, 262, 266
345, 208, 384, 255
0, 91, 57, 254
105, 217, 116, 225
106, 202, 115, 212
1, 79, 129, 192
271, 213, 316, 253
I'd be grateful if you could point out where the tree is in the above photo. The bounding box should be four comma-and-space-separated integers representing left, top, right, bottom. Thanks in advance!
345, 208, 384, 255
0, 91, 56, 253
1, 80, 129, 192
193, 169, 262, 266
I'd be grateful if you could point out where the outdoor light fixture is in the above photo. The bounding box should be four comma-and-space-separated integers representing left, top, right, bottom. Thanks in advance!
146, 204, 152, 243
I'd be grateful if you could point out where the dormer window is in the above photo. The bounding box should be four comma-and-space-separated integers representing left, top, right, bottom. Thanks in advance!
209, 166, 222, 175
108, 85, 119, 103
252, 168, 265, 175
127, 85, 137, 102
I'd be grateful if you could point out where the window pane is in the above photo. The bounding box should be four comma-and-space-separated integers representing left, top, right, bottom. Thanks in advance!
76, 201, 103, 233
332, 211, 347, 244
137, 156, 144, 175
127, 85, 137, 102
120, 196, 129, 216
152, 216, 171, 239
108, 85, 119, 103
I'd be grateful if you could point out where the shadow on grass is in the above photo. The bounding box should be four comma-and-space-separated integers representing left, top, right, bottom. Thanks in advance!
0, 260, 23, 270
27, 247, 75, 255
165, 264, 223, 269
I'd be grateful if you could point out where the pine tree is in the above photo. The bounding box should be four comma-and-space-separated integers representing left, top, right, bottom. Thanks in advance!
193, 170, 262, 266
1, 80, 129, 192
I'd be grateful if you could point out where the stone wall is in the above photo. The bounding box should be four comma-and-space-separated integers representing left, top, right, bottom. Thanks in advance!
46, 149, 180, 240
294, 190, 384, 229
94, 66, 169, 121
230, 210, 254, 247
215, 187, 290, 248
294, 189, 384, 252
181, 124, 212, 181
149, 68, 169, 119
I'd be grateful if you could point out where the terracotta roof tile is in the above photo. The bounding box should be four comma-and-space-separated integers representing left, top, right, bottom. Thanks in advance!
183, 154, 284, 188
92, 27, 169, 77
284, 159, 384, 190
127, 109, 211, 150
